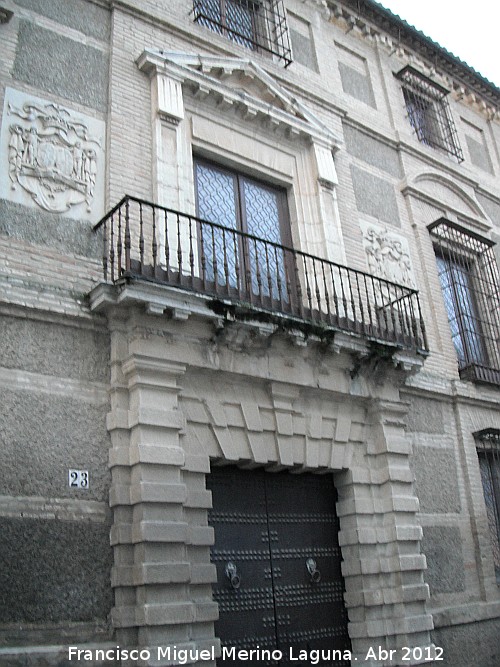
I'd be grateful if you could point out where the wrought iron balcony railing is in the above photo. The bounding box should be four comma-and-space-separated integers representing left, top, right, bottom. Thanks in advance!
93, 196, 428, 353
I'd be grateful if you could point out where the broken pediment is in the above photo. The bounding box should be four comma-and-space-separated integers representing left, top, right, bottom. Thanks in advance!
136, 49, 340, 149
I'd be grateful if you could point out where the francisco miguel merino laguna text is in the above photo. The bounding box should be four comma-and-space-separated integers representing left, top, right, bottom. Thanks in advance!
68, 645, 353, 663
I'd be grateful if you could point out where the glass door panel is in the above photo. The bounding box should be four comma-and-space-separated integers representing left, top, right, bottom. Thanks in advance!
195, 159, 290, 303
195, 162, 240, 289
241, 180, 288, 301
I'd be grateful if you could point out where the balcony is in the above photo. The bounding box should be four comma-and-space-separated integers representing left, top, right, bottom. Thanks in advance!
93, 196, 428, 354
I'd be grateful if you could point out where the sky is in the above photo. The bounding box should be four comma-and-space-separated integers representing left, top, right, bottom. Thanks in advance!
377, 1, 500, 88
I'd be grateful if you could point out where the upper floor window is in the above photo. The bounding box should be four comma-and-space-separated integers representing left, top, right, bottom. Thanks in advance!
192, 0, 292, 66
194, 158, 292, 301
429, 219, 500, 385
474, 429, 500, 583
396, 66, 463, 162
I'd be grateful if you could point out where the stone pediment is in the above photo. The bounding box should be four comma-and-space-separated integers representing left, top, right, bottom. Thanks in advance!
136, 50, 340, 149
402, 172, 489, 225
217, 71, 287, 109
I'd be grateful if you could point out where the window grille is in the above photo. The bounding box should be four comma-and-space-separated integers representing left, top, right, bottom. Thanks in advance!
429, 219, 500, 385
474, 429, 500, 583
192, 0, 292, 67
396, 66, 463, 162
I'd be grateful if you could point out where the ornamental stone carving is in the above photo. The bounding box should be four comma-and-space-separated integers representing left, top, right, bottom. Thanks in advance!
0, 88, 104, 219
360, 220, 416, 288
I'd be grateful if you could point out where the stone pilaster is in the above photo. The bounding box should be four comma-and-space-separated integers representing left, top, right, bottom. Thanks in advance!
107, 316, 218, 665
312, 140, 346, 265
336, 398, 435, 666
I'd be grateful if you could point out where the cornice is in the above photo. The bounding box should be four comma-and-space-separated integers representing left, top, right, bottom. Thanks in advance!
401, 178, 491, 234
329, 0, 500, 116
136, 49, 342, 150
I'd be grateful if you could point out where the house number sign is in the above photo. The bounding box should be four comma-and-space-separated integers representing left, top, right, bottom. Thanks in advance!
68, 469, 89, 489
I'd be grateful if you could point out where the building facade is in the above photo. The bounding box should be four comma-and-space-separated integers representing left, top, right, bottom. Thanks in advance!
0, 1, 499, 666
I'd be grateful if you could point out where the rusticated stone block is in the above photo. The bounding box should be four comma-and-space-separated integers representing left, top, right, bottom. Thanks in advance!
421, 525, 465, 594
0, 387, 109, 500
14, 0, 110, 41
13, 21, 108, 112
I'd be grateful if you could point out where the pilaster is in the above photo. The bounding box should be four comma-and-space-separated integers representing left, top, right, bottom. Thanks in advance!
149, 69, 193, 216
107, 317, 217, 665
337, 398, 435, 665
313, 140, 347, 265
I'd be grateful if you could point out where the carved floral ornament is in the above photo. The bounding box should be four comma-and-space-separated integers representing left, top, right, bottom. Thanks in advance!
360, 221, 416, 289
1, 88, 104, 215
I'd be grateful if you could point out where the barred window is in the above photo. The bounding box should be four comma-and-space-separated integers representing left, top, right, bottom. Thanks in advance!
396, 66, 463, 162
192, 0, 292, 66
474, 429, 500, 583
429, 219, 500, 386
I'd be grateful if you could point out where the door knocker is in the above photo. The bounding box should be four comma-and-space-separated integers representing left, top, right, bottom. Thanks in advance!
225, 561, 241, 590
306, 558, 321, 584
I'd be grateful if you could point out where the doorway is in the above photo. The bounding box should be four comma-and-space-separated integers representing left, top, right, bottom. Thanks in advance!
207, 467, 351, 666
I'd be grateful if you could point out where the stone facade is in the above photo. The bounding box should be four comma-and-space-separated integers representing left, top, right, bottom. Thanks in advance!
0, 1, 499, 666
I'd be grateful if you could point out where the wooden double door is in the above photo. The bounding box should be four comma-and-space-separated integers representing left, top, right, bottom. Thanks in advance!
207, 467, 351, 666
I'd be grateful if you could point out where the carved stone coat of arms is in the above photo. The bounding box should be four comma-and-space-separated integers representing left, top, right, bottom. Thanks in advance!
1, 88, 104, 218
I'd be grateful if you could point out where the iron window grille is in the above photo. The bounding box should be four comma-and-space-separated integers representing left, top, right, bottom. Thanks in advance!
474, 429, 500, 583
396, 66, 463, 162
192, 0, 292, 67
429, 219, 500, 386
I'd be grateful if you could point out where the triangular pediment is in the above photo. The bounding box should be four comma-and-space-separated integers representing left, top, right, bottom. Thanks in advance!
137, 50, 340, 148
215, 71, 291, 111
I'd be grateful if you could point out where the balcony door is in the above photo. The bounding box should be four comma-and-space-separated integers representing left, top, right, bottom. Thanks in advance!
194, 159, 291, 304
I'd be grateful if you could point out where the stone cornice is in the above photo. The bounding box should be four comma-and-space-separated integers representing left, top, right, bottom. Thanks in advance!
329, 0, 500, 117
401, 172, 490, 230
88, 280, 424, 375
136, 49, 342, 150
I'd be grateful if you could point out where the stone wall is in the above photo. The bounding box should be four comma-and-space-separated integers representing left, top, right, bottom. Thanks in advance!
97, 295, 433, 666
1, 0, 500, 664
405, 387, 500, 665
0, 308, 112, 663
0, 2, 113, 662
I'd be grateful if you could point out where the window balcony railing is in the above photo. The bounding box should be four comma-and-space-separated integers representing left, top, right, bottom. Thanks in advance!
93, 196, 428, 354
